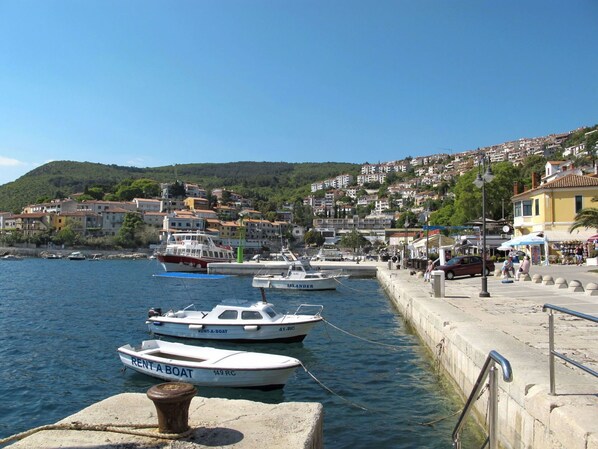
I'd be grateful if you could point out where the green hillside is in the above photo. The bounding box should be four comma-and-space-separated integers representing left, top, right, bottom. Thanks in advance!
0, 160, 360, 212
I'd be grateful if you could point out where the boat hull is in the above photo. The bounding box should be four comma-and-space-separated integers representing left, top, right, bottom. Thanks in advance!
147, 319, 320, 342
252, 277, 339, 290
118, 342, 300, 389
157, 254, 226, 272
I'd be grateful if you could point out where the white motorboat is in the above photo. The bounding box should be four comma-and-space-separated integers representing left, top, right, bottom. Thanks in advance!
67, 251, 86, 260
146, 292, 323, 342
118, 339, 301, 389
156, 231, 234, 272
0, 254, 23, 260
252, 259, 348, 290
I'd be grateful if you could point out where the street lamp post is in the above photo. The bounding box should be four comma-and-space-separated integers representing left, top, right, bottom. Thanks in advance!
403, 219, 410, 269
424, 211, 430, 259
473, 155, 495, 298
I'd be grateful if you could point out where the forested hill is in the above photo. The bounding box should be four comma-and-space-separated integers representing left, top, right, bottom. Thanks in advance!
0, 160, 360, 213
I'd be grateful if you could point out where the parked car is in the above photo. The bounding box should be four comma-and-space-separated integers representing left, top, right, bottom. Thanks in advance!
435, 255, 495, 280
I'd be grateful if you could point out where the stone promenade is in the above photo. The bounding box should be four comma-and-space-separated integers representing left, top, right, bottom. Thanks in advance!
378, 262, 597, 449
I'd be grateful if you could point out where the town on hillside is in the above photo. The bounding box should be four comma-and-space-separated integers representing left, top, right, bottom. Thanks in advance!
0, 126, 597, 265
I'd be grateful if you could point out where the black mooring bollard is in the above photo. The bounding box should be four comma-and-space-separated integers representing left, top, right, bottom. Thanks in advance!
146, 382, 197, 434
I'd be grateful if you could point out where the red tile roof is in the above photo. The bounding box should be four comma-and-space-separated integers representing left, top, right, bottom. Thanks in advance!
512, 174, 598, 199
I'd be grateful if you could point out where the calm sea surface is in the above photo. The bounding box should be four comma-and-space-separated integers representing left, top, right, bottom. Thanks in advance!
0, 259, 482, 448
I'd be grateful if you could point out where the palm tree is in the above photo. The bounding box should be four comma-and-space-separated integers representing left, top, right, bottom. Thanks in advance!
570, 197, 598, 231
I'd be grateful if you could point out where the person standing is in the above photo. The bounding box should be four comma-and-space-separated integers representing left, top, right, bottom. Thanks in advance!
424, 259, 434, 282
576, 245, 584, 266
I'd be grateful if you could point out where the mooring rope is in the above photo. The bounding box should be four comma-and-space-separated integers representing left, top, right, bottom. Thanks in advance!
321, 317, 403, 350
333, 276, 376, 293
299, 362, 369, 411
0, 422, 195, 446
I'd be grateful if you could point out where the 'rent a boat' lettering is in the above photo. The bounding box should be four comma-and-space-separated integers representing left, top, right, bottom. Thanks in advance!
131, 356, 153, 370
131, 357, 192, 378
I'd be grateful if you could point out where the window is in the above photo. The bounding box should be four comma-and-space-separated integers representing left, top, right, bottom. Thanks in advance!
514, 202, 522, 217
241, 311, 263, 320
522, 200, 532, 216
575, 195, 583, 213
218, 310, 238, 320
534, 199, 539, 216
263, 307, 277, 318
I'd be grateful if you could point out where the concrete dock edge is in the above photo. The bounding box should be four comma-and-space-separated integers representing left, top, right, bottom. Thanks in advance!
6, 393, 324, 448
378, 268, 598, 449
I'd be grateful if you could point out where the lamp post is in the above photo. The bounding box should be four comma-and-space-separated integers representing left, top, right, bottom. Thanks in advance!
424, 211, 430, 259
473, 155, 494, 298
403, 218, 410, 269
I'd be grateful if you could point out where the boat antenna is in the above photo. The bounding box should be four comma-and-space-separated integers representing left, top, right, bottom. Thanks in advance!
260, 287, 267, 303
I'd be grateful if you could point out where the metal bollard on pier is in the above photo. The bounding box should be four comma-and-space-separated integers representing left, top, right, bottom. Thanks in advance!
146, 382, 197, 434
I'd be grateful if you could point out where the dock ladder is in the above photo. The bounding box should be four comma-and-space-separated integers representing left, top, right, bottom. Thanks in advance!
452, 350, 513, 449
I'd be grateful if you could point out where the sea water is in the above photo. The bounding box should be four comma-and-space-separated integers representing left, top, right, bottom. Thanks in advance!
0, 259, 482, 448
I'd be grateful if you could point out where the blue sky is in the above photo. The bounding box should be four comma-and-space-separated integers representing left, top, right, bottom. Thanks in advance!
1, 1, 597, 185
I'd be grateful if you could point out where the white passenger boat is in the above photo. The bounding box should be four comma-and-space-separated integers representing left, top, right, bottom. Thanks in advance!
67, 251, 86, 260
118, 339, 301, 389
252, 259, 348, 290
156, 231, 234, 272
146, 292, 323, 342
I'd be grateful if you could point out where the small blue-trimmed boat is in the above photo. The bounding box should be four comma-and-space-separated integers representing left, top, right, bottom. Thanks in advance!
146, 291, 323, 343
118, 339, 301, 389
252, 259, 348, 291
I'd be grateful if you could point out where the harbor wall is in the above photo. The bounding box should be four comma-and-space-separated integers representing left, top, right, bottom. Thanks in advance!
377, 269, 597, 449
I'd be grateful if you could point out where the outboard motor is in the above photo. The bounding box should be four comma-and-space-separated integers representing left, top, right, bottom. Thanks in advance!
148, 307, 162, 318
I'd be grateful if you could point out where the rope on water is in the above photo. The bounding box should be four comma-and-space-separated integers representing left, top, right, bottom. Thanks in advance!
333, 276, 377, 293
321, 317, 403, 350
300, 362, 369, 411
0, 422, 195, 445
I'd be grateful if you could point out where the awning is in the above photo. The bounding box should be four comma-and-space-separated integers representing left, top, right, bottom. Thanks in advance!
542, 229, 596, 242
502, 235, 545, 247
587, 234, 598, 242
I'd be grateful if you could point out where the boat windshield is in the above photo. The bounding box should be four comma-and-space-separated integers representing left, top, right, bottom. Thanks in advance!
263, 307, 277, 318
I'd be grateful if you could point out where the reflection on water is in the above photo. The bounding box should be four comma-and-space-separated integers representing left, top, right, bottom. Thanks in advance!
0, 259, 483, 447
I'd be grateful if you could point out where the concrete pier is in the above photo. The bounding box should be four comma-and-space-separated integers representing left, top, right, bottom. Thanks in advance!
6, 393, 323, 448
378, 264, 598, 449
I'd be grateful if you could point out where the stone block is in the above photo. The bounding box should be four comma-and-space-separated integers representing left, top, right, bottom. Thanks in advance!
532, 274, 543, 283
542, 275, 554, 285
568, 280, 584, 292
554, 277, 568, 289
586, 282, 598, 296
519, 273, 531, 281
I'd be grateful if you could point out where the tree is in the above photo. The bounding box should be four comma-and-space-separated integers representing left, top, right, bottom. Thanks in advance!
570, 198, 598, 232
115, 212, 145, 248
450, 162, 519, 225
340, 229, 367, 252
53, 227, 79, 247
304, 229, 324, 246
169, 181, 186, 198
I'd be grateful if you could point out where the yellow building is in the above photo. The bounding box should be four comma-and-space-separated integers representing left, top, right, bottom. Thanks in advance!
512, 173, 598, 243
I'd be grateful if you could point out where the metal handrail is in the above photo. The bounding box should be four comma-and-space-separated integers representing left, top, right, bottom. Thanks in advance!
452, 350, 513, 449
542, 304, 598, 395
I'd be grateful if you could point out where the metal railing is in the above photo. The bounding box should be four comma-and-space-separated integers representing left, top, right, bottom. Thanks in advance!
452, 350, 513, 449
542, 304, 598, 395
